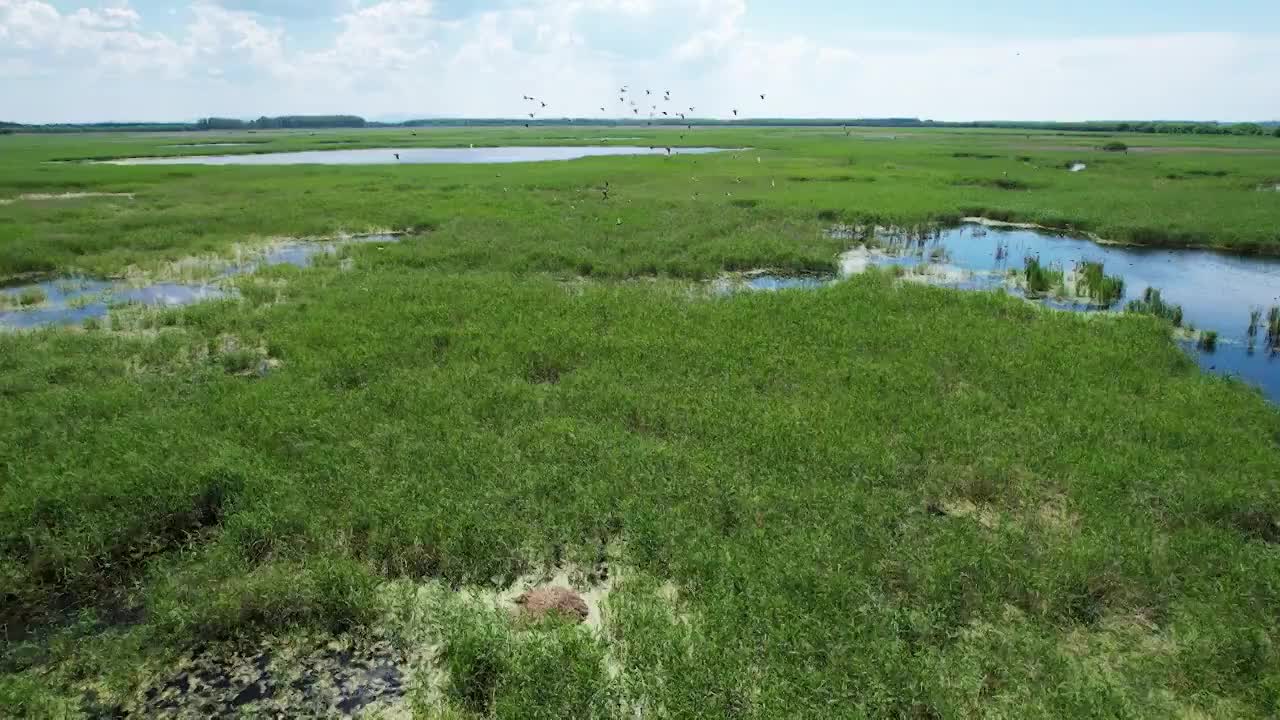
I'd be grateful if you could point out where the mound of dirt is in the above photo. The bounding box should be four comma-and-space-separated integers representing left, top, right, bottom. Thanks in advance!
514, 587, 589, 623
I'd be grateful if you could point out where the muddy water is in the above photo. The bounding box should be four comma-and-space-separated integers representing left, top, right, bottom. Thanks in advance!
0, 234, 401, 329
100, 146, 732, 166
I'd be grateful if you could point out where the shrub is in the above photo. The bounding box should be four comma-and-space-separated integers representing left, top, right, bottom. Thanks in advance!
1102, 142, 1128, 152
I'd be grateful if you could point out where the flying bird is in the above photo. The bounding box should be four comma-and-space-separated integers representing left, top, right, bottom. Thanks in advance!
600, 107, 606, 112
646, 89, 651, 95
732, 109, 738, 116
394, 153, 400, 160
541, 101, 547, 108
759, 94, 766, 100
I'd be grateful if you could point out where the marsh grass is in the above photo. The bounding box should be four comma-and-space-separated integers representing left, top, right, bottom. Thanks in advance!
1198, 330, 1219, 352
4, 126, 1280, 281
15, 287, 46, 307
3, 126, 1280, 718
1267, 306, 1280, 350
1023, 256, 1064, 295
1127, 287, 1185, 327
1077, 261, 1126, 305
1248, 307, 1262, 337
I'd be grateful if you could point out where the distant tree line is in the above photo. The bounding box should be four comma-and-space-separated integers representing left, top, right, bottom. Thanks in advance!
196, 115, 366, 130
0, 116, 369, 134
1, 116, 1277, 136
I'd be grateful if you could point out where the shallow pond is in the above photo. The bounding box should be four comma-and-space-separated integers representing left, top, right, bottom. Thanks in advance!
0, 234, 400, 329
101, 146, 731, 166
828, 223, 1280, 402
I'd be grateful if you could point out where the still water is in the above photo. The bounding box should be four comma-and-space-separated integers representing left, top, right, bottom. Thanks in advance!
101, 146, 732, 166
0, 235, 400, 329
752, 223, 1280, 402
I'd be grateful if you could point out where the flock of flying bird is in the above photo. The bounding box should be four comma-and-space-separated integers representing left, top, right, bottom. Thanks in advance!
518, 86, 767, 130
512, 88, 774, 204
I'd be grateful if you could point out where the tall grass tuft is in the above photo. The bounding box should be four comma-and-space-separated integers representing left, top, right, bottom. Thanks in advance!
1197, 330, 1219, 352
1267, 306, 1280, 350
1023, 256, 1063, 296
1077, 261, 1125, 305
1247, 307, 1262, 337
17, 288, 46, 307
1126, 287, 1184, 327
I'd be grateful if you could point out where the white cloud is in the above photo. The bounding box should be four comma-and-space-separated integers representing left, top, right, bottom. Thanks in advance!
1, 0, 1277, 123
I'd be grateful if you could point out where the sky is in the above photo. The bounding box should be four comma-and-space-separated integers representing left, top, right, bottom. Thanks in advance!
1, 0, 1278, 123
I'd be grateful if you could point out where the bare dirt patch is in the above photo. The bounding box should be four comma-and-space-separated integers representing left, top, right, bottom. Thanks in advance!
515, 587, 590, 624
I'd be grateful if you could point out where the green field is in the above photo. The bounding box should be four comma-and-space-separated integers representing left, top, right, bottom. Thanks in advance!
2, 127, 1280, 718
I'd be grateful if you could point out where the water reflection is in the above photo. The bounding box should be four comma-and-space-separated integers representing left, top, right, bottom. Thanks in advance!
101, 146, 733, 166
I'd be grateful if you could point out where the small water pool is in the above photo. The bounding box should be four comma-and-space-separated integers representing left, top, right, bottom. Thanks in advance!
834, 223, 1280, 402
733, 223, 1280, 402
0, 234, 401, 329
99, 146, 732, 166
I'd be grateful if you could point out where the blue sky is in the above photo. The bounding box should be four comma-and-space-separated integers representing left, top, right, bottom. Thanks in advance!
3, 1, 1278, 123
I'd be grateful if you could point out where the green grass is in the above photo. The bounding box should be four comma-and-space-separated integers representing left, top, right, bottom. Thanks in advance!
1127, 287, 1185, 327
15, 288, 45, 307
2, 127, 1280, 718
1198, 330, 1220, 352
1023, 256, 1064, 295
2, 125, 1280, 280
1077, 261, 1126, 305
